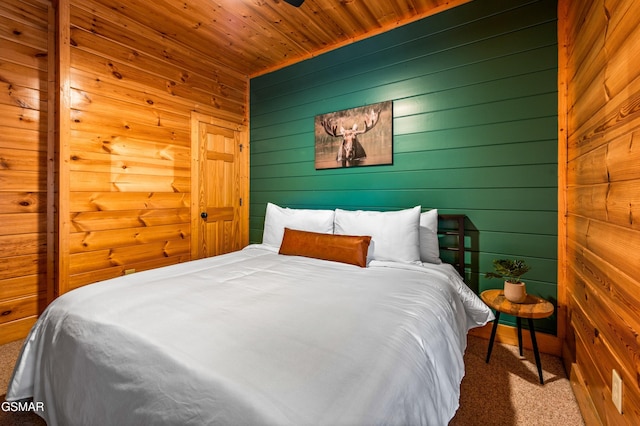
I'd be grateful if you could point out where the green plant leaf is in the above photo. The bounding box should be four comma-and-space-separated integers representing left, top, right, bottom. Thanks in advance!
485, 259, 531, 283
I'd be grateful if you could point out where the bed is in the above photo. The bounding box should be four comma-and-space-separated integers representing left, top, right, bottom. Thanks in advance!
7, 204, 493, 426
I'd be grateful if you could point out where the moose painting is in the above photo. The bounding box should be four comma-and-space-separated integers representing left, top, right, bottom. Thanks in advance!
315, 101, 392, 169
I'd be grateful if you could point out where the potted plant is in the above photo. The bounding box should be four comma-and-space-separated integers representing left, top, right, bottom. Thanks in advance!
485, 259, 531, 303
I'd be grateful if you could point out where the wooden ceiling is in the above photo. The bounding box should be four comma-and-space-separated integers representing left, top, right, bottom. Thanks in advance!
99, 0, 470, 77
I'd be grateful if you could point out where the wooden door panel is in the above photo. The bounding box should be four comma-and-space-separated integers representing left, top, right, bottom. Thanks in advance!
202, 207, 236, 257
191, 113, 248, 259
204, 125, 237, 257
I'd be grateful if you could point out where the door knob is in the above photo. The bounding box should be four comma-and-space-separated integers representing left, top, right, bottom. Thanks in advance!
200, 212, 208, 219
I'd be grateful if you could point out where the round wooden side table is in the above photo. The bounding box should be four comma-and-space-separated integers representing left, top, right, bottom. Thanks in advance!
480, 289, 554, 384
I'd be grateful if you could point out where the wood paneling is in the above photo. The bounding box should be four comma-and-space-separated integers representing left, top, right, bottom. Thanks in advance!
561, 0, 640, 423
2, 0, 250, 343
250, 0, 559, 333
0, 0, 50, 345
75, 0, 470, 78
55, 0, 249, 292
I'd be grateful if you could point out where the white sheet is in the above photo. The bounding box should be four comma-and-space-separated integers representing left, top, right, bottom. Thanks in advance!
7, 245, 493, 426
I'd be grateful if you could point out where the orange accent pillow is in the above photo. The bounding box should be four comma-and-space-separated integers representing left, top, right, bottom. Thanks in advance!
278, 228, 372, 267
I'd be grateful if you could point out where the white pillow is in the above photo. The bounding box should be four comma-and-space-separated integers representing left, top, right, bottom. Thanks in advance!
419, 209, 442, 264
334, 206, 421, 263
262, 203, 335, 248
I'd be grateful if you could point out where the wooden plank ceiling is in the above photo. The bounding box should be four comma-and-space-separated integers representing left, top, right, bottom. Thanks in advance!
92, 0, 470, 77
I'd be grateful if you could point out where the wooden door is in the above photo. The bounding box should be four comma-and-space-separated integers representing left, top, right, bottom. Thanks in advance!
191, 113, 248, 259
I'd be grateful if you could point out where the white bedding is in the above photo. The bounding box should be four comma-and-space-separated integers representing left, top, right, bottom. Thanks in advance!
7, 244, 493, 426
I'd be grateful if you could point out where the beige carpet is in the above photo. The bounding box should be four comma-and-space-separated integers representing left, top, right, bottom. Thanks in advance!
1, 335, 583, 425
451, 335, 584, 426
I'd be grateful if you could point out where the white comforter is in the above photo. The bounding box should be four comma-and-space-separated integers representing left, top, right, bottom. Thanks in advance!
7, 245, 493, 426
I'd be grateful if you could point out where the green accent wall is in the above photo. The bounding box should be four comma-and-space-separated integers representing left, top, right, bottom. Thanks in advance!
250, 0, 558, 333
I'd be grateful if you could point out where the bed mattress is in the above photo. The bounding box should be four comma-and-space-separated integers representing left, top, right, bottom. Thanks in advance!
7, 244, 493, 425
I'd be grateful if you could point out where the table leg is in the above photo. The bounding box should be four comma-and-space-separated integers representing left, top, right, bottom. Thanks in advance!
528, 318, 544, 384
517, 317, 523, 356
485, 311, 501, 363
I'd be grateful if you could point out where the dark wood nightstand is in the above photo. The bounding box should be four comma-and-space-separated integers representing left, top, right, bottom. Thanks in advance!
480, 289, 554, 384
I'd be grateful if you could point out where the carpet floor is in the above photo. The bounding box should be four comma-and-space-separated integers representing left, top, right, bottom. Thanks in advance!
1, 335, 584, 425
451, 335, 584, 425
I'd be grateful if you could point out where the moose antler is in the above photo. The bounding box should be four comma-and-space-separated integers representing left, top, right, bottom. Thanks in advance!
355, 109, 380, 134
320, 119, 342, 137
321, 108, 380, 138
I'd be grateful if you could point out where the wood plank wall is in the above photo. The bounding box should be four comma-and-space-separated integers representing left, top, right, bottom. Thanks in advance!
0, 0, 50, 344
250, 0, 559, 334
1, 0, 248, 343
560, 0, 640, 423
60, 0, 247, 293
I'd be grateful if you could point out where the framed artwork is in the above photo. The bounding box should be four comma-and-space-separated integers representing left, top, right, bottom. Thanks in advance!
314, 100, 393, 169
